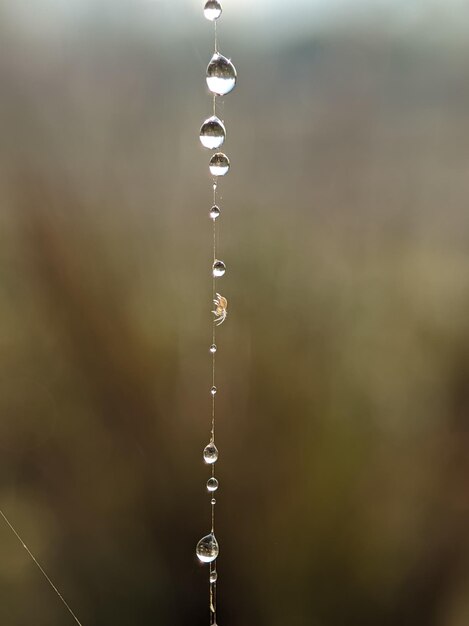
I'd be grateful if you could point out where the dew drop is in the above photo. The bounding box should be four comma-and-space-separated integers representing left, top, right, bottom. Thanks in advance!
210, 344, 217, 353
199, 116, 226, 150
207, 53, 237, 96
210, 570, 218, 583
196, 532, 219, 563
207, 477, 219, 492
210, 386, 217, 396
211, 498, 216, 505
212, 260, 226, 277
210, 205, 220, 220
209, 152, 230, 177
204, 0, 222, 21
203, 442, 219, 464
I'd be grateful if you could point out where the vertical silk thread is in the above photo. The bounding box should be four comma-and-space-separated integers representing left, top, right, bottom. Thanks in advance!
196, 2, 238, 625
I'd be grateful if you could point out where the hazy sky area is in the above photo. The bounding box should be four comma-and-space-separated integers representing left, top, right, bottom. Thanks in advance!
5, 0, 469, 45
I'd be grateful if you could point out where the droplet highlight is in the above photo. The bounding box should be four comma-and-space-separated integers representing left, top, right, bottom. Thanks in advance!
209, 152, 230, 177
207, 477, 219, 492
204, 0, 222, 21
203, 442, 219, 464
196, 532, 219, 563
212, 260, 226, 277
211, 498, 216, 505
207, 53, 237, 96
210, 570, 218, 583
199, 116, 226, 150
210, 205, 220, 220
210, 344, 217, 353
211, 386, 217, 396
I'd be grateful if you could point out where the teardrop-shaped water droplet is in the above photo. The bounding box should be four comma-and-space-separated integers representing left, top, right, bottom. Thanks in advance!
207, 53, 237, 96
203, 442, 219, 464
210, 344, 217, 353
207, 477, 219, 492
210, 386, 217, 396
210, 205, 220, 220
210, 570, 218, 583
199, 116, 226, 150
196, 532, 219, 563
212, 260, 226, 277
209, 153, 230, 177
204, 0, 222, 21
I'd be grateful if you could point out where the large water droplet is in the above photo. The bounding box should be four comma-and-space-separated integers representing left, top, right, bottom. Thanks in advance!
196, 532, 219, 563
210, 570, 218, 583
209, 153, 230, 177
212, 260, 226, 277
204, 0, 222, 21
203, 442, 219, 463
199, 116, 226, 150
207, 477, 219, 492
210, 344, 217, 353
210, 205, 220, 220
207, 53, 237, 96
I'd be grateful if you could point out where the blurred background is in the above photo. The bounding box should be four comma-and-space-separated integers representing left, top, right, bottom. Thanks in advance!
0, 0, 469, 624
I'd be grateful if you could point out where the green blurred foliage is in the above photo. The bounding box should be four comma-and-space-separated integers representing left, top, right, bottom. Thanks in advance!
0, 1, 468, 625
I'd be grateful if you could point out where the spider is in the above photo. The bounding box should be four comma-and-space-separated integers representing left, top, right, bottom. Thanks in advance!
212, 293, 228, 325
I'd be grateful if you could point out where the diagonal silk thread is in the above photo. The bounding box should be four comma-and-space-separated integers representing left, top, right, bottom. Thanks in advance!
0, 509, 84, 626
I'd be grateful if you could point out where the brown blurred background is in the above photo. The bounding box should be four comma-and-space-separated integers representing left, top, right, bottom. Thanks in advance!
0, 0, 468, 624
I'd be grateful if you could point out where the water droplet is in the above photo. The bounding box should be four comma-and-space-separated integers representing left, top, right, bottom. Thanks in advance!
196, 532, 219, 563
207, 53, 237, 96
210, 386, 217, 396
210, 344, 217, 353
211, 498, 217, 505
210, 205, 220, 220
212, 260, 226, 277
207, 477, 219, 492
209, 152, 230, 177
199, 116, 226, 150
204, 0, 222, 21
210, 570, 218, 583
203, 442, 219, 464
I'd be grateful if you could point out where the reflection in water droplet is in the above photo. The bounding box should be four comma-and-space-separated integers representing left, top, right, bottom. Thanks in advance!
210, 205, 220, 220
196, 532, 219, 563
209, 153, 230, 177
211, 498, 216, 505
210, 344, 217, 353
207, 53, 237, 96
203, 442, 219, 463
210, 386, 217, 396
199, 116, 226, 150
210, 570, 218, 583
204, 0, 222, 21
207, 477, 219, 492
212, 260, 226, 277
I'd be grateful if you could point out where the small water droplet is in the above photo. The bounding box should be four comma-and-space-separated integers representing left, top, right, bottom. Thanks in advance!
207, 53, 237, 96
203, 442, 219, 464
199, 116, 226, 150
207, 477, 219, 492
210, 344, 217, 353
210, 386, 217, 396
210, 205, 220, 220
209, 152, 230, 177
196, 532, 219, 563
210, 570, 218, 583
211, 498, 216, 505
204, 0, 222, 21
212, 260, 226, 277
